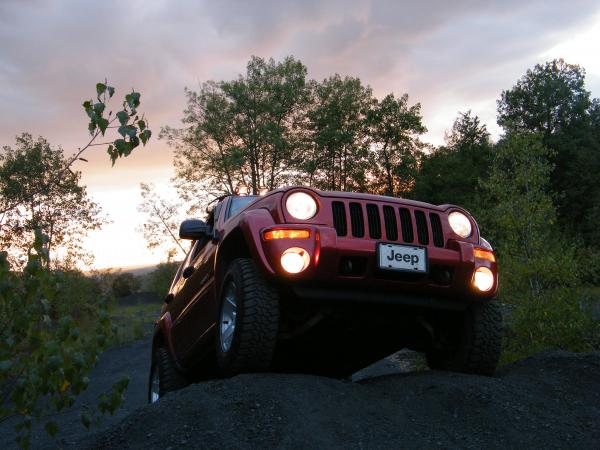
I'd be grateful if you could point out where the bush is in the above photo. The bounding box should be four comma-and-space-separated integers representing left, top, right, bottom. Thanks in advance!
111, 272, 141, 297
0, 233, 128, 449
145, 262, 179, 298
502, 288, 599, 363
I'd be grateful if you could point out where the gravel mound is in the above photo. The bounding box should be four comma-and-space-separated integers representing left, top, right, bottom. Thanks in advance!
78, 351, 600, 450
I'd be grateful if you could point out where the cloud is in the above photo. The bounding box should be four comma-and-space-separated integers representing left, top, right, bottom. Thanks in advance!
1, 0, 598, 150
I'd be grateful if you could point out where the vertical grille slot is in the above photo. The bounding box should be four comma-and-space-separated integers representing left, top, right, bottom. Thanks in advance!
430, 213, 444, 247
349, 202, 365, 237
414, 210, 429, 245
383, 206, 398, 241
366, 204, 382, 239
331, 201, 347, 236
398, 208, 414, 243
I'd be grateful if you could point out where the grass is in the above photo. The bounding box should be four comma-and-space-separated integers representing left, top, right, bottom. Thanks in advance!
108, 302, 161, 346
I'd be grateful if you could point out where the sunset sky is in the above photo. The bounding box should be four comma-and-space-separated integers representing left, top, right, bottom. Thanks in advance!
1, 0, 599, 269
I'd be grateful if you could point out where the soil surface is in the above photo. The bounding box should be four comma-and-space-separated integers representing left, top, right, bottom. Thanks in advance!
2, 337, 599, 449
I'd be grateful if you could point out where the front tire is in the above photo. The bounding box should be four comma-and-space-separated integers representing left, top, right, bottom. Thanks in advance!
426, 301, 503, 376
216, 258, 279, 376
148, 345, 188, 403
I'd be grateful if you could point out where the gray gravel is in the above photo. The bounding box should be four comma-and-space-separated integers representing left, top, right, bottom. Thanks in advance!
3, 336, 599, 449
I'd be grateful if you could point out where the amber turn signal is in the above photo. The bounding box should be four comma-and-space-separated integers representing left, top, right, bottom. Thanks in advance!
474, 248, 496, 262
264, 229, 310, 240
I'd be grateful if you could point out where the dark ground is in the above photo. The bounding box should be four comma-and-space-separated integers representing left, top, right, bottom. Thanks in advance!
2, 336, 599, 450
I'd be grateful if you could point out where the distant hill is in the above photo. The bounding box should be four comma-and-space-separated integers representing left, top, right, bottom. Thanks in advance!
88, 261, 182, 277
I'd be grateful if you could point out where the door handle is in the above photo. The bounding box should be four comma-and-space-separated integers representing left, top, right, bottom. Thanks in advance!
182, 266, 195, 279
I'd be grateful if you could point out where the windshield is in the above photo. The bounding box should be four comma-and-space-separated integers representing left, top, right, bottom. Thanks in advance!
227, 196, 258, 219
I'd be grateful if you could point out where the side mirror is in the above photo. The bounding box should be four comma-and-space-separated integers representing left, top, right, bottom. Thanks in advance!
179, 219, 210, 240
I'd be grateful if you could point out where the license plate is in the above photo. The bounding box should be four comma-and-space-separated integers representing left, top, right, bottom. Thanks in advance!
377, 243, 428, 273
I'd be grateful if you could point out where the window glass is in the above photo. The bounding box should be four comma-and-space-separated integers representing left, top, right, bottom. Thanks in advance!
227, 196, 258, 219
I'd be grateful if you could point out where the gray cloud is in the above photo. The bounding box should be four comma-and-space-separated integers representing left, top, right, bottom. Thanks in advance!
1, 0, 599, 164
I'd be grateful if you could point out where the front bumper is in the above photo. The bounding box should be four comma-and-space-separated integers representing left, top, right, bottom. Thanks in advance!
255, 224, 498, 307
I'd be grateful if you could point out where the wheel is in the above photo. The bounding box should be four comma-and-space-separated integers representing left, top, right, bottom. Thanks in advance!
147, 345, 188, 403
426, 301, 503, 376
216, 258, 279, 376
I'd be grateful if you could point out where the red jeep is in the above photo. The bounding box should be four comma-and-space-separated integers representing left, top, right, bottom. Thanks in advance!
148, 187, 502, 402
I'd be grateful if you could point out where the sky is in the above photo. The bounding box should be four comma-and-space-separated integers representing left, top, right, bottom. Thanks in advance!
1, 0, 600, 269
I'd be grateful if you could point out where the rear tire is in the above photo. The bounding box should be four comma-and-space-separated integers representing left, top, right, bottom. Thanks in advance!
216, 258, 279, 376
426, 301, 502, 376
147, 345, 188, 403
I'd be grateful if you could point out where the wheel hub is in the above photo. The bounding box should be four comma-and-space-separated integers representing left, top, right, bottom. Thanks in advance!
150, 366, 160, 403
220, 281, 237, 352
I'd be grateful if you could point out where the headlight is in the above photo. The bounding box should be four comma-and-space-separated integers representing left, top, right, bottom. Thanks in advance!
448, 211, 472, 238
473, 267, 494, 292
286, 192, 317, 220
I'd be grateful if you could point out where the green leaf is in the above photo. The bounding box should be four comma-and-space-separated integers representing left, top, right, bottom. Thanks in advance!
117, 125, 137, 138
44, 420, 58, 437
137, 119, 146, 131
93, 102, 105, 117
140, 129, 152, 145
107, 144, 117, 166
107, 86, 115, 98
96, 83, 106, 97
0, 359, 12, 372
114, 139, 129, 156
97, 117, 109, 135
116, 111, 129, 126
125, 92, 141, 110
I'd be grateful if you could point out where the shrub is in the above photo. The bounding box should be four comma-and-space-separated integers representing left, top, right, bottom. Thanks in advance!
0, 233, 128, 449
145, 262, 179, 298
111, 272, 141, 298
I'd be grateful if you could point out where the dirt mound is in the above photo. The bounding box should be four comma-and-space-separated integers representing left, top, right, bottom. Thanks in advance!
79, 351, 600, 449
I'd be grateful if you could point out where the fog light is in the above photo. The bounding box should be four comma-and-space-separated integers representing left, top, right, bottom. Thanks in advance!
280, 247, 310, 274
473, 267, 494, 292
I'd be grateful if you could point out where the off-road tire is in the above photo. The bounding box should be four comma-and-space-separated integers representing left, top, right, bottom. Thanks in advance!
216, 258, 279, 376
426, 301, 503, 376
147, 345, 188, 403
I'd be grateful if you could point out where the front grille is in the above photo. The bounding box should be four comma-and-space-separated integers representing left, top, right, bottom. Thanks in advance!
382, 205, 398, 241
398, 208, 414, 243
349, 203, 364, 237
414, 210, 429, 245
366, 204, 382, 239
331, 200, 446, 249
332, 201, 347, 236
430, 213, 444, 247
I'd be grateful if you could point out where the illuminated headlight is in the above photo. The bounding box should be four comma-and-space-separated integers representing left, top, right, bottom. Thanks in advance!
286, 192, 317, 220
280, 247, 310, 274
448, 211, 472, 238
473, 267, 494, 292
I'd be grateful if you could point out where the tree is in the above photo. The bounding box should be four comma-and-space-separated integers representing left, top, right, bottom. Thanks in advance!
366, 93, 426, 196
163, 56, 310, 198
497, 59, 600, 246
137, 182, 186, 261
479, 132, 595, 360
302, 75, 373, 191
497, 59, 591, 136
412, 111, 492, 210
0, 134, 104, 268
